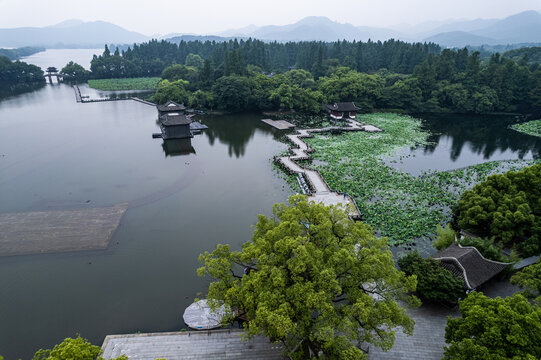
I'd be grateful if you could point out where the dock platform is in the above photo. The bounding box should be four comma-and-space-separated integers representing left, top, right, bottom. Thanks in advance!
261, 119, 295, 130
101, 329, 282, 360
0, 204, 127, 256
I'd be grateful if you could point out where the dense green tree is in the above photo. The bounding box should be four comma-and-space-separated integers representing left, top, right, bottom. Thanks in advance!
443, 292, 541, 360
189, 89, 214, 109
398, 251, 466, 303
510, 260, 541, 305
0, 56, 44, 94
152, 79, 190, 105
211, 75, 253, 112
32, 336, 126, 360
198, 196, 419, 359
185, 53, 204, 69
433, 224, 455, 251
60, 61, 90, 82
454, 164, 541, 256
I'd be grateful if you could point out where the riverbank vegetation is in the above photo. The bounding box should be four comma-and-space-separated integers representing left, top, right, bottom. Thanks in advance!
301, 113, 537, 246
0, 46, 44, 60
0, 56, 44, 96
511, 119, 541, 137
76, 39, 541, 117
88, 77, 160, 91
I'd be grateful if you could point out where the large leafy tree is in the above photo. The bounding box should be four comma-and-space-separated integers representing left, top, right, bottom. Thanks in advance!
398, 251, 465, 303
198, 196, 419, 359
60, 61, 90, 82
443, 292, 541, 360
454, 163, 541, 256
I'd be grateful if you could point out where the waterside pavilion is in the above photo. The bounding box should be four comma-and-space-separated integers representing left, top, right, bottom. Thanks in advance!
324, 102, 361, 120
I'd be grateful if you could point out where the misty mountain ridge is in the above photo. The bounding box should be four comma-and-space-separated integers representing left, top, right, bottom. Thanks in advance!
217, 10, 541, 47
0, 20, 149, 48
2, 10, 541, 49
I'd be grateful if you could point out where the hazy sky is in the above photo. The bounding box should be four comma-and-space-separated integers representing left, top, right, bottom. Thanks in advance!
1, 0, 540, 35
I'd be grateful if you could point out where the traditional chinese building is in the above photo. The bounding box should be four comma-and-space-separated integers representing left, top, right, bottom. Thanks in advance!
157, 100, 187, 116
159, 113, 192, 139
432, 243, 509, 290
324, 102, 361, 120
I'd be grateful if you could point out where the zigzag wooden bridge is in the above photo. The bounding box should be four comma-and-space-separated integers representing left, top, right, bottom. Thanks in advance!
275, 118, 382, 219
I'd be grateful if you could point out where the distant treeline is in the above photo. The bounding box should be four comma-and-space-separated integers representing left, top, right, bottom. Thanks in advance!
0, 46, 44, 60
0, 56, 45, 95
89, 38, 441, 78
59, 38, 541, 116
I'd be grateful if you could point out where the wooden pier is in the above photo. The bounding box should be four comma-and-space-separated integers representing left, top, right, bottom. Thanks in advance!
277, 118, 382, 219
261, 118, 295, 130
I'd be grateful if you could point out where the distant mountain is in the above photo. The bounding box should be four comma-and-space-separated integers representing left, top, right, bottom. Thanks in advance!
471, 10, 541, 43
0, 20, 149, 48
425, 31, 500, 47
221, 16, 404, 42
424, 11, 541, 48
166, 35, 244, 43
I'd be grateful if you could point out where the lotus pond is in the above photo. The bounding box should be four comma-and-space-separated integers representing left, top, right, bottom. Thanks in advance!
294, 113, 540, 250
511, 119, 541, 138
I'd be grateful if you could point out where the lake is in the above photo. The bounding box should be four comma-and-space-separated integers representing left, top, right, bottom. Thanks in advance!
1, 50, 541, 359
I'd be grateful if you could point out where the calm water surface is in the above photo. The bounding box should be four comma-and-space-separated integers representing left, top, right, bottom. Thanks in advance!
0, 83, 291, 359
2, 51, 541, 359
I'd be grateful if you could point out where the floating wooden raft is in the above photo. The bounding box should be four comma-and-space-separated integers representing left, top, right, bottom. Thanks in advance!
0, 204, 127, 256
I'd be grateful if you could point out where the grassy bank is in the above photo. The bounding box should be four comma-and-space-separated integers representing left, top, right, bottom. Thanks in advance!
510, 119, 541, 138
294, 113, 537, 246
88, 77, 160, 91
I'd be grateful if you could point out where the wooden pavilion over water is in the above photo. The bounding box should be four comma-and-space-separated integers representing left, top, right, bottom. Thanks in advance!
324, 102, 361, 120
157, 100, 187, 116
159, 113, 192, 139
432, 243, 509, 290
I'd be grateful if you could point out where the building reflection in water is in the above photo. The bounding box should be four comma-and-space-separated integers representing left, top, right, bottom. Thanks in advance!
161, 138, 196, 157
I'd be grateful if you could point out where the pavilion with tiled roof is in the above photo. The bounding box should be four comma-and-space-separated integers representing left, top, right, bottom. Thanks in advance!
324, 102, 361, 120
432, 243, 510, 290
157, 100, 187, 116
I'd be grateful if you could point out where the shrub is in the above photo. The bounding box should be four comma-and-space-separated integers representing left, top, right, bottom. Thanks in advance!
398, 251, 465, 303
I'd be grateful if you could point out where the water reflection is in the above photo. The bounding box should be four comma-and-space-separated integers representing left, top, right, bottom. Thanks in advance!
161, 138, 196, 157
200, 113, 277, 158
418, 114, 541, 160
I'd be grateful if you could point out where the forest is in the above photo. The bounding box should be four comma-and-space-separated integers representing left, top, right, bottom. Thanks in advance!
82, 39, 541, 116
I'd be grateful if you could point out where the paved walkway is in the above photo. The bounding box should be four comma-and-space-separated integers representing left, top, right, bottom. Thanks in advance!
101, 330, 283, 360
277, 119, 381, 218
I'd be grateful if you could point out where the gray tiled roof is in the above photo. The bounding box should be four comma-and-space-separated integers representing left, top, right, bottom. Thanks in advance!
324, 102, 361, 112
432, 243, 509, 289
160, 114, 191, 126
157, 100, 187, 112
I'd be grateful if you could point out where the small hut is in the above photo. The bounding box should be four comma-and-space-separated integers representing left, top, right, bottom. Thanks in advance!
159, 113, 192, 139
324, 102, 361, 120
157, 100, 187, 116
432, 243, 509, 290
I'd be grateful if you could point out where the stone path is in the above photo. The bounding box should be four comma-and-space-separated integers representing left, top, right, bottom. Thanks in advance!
277, 119, 382, 218
101, 329, 283, 360
261, 119, 295, 130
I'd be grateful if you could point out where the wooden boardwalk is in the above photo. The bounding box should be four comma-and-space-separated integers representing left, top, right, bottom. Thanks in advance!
277, 119, 382, 218
101, 329, 283, 360
0, 204, 127, 256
